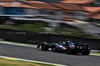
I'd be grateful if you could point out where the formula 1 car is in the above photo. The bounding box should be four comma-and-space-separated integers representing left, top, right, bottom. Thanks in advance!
37, 40, 90, 55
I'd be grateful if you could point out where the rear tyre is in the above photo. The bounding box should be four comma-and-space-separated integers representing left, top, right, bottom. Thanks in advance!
41, 42, 49, 51
81, 49, 90, 55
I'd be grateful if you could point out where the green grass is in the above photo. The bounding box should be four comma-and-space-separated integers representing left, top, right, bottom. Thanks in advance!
0, 24, 46, 32
54, 28, 99, 39
0, 25, 19, 30
19, 24, 46, 32
0, 59, 56, 66
0, 24, 99, 39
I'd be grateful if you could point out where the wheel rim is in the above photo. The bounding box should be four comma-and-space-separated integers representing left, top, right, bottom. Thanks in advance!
42, 44, 45, 49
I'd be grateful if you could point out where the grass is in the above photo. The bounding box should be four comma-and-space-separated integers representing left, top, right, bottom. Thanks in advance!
19, 24, 46, 32
0, 25, 19, 30
0, 24, 46, 32
54, 28, 99, 39
0, 58, 57, 66
0, 24, 99, 39
90, 52, 100, 55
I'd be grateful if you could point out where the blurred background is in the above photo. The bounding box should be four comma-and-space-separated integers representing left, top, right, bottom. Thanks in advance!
0, 0, 99, 39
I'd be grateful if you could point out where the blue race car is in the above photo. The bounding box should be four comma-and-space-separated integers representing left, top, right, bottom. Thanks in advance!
37, 39, 90, 55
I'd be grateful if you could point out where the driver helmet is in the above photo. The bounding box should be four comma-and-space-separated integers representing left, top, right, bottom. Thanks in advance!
69, 42, 74, 45
61, 42, 66, 46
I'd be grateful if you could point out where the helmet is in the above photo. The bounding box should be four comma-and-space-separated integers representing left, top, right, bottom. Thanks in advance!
61, 42, 66, 46
70, 42, 74, 45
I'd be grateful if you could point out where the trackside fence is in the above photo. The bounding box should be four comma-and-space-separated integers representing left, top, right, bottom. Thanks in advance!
0, 28, 100, 50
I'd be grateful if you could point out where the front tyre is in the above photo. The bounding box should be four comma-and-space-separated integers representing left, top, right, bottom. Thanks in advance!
41, 42, 49, 51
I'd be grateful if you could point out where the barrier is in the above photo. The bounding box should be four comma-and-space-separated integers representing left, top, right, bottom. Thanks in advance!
0, 28, 100, 50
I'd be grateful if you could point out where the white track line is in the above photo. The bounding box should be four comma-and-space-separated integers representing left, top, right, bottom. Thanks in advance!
0, 55, 67, 66
0, 42, 37, 48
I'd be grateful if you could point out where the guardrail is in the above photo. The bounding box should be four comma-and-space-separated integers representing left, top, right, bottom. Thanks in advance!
0, 28, 100, 50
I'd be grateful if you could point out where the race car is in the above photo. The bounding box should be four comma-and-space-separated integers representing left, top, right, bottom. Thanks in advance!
37, 40, 90, 55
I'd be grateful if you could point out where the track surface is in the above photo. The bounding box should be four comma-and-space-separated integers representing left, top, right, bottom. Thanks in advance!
0, 44, 100, 66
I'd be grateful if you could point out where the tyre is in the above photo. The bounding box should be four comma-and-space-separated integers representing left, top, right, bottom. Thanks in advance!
41, 42, 49, 51
81, 49, 90, 55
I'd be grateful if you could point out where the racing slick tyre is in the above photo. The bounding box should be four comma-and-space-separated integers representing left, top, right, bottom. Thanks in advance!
81, 49, 90, 55
41, 42, 49, 51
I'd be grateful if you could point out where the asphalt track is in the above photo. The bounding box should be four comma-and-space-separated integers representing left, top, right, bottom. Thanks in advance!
0, 44, 100, 66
